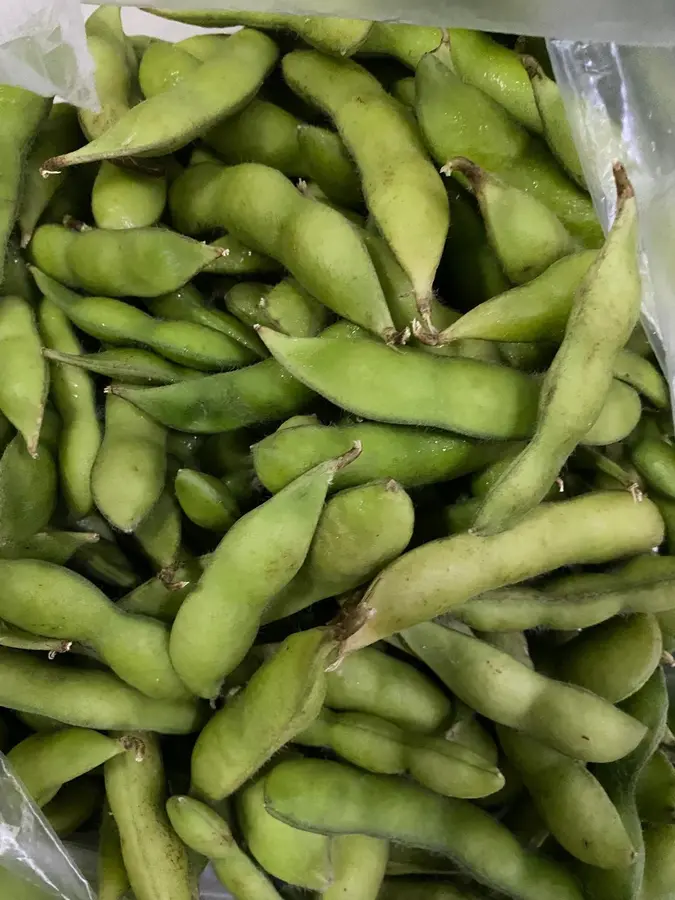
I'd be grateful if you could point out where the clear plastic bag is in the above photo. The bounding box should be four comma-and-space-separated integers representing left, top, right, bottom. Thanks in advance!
2, 4, 675, 900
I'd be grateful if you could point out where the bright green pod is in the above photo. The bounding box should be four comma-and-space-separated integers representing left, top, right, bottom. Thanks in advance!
43, 347, 199, 385
0, 435, 56, 544
135, 489, 182, 571
296, 124, 362, 206
0, 295, 49, 456
92, 161, 167, 229
46, 29, 279, 168
358, 22, 442, 68
204, 233, 281, 276
224, 279, 331, 338
0, 530, 99, 564
174, 468, 240, 532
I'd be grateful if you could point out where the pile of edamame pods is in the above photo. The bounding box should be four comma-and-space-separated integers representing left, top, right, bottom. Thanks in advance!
1, 6, 675, 900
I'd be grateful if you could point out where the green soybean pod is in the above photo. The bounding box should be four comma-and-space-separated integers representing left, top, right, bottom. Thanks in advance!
0, 530, 99, 564
43, 347, 199, 385
474, 165, 640, 534
283, 50, 448, 305
348, 491, 663, 651
358, 22, 442, 68
8, 728, 125, 806
324, 646, 451, 734
0, 86, 51, 281
637, 750, 675, 823
147, 282, 264, 358
74, 538, 139, 589
553, 614, 663, 702
433, 251, 596, 344
449, 157, 576, 286
613, 349, 669, 409
253, 419, 505, 494
18, 104, 82, 247
191, 627, 337, 801
39, 295, 101, 517
0, 435, 56, 544
92, 394, 166, 533
79, 6, 137, 141
630, 418, 675, 499
577, 668, 668, 900
205, 233, 281, 276
29, 224, 221, 297
523, 55, 585, 186
264, 758, 584, 900
224, 279, 331, 338
105, 731, 193, 900
43, 776, 102, 838
0, 295, 49, 456
135, 489, 182, 571
171, 451, 355, 699
0, 648, 202, 733
174, 468, 240, 532
0, 559, 189, 700
497, 726, 634, 868
641, 824, 675, 900
118, 557, 205, 623
146, 8, 371, 56
237, 772, 334, 890
296, 124, 362, 206
263, 479, 414, 622
415, 47, 601, 248
169, 161, 397, 340
323, 833, 388, 900
400, 622, 647, 763
167, 795, 283, 900
48, 30, 278, 169
92, 161, 167, 229
138, 38, 200, 99
99, 801, 130, 900
110, 358, 314, 433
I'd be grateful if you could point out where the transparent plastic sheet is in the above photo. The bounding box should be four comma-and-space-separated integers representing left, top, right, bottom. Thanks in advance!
0, 5, 675, 900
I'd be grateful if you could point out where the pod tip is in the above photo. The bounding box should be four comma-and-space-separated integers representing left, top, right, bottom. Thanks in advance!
613, 161, 635, 202
520, 54, 544, 80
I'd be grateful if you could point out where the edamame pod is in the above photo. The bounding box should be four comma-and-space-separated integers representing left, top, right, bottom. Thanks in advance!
80, 6, 137, 141
297, 709, 504, 798
147, 282, 264, 358
358, 22, 442, 69
400, 622, 646, 763
296, 124, 362, 206
46, 29, 279, 169
253, 419, 506, 493
260, 327, 639, 444
138, 38, 200, 99
324, 833, 388, 900
98, 802, 130, 900
325, 646, 451, 734
577, 668, 667, 900
415, 48, 602, 247
523, 55, 585, 186
0, 435, 56, 544
264, 758, 585, 900
263, 479, 414, 622
0, 295, 49, 455
498, 726, 635, 867
110, 358, 314, 433
613, 349, 669, 409
44, 347, 199, 385
448, 30, 542, 133
283, 50, 449, 304
29, 225, 221, 297
224, 279, 331, 339
8, 727, 125, 806
146, 8, 372, 56
474, 165, 640, 534
169, 162, 397, 339
637, 750, 675, 823
170, 450, 357, 698
553, 614, 663, 702
135, 488, 182, 570
205, 233, 281, 276
174, 468, 240, 532
118, 558, 204, 622
641, 823, 675, 900
0, 85, 51, 281
0, 530, 98, 564
429, 251, 596, 344
0, 560, 189, 700
167, 795, 283, 900
19, 104, 82, 247
39, 295, 101, 516
105, 731, 193, 900
92, 161, 167, 229
0, 648, 202, 733
35, 270, 254, 371
191, 627, 338, 800
237, 772, 334, 890
92, 394, 166, 533
449, 157, 576, 285
630, 418, 675, 498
